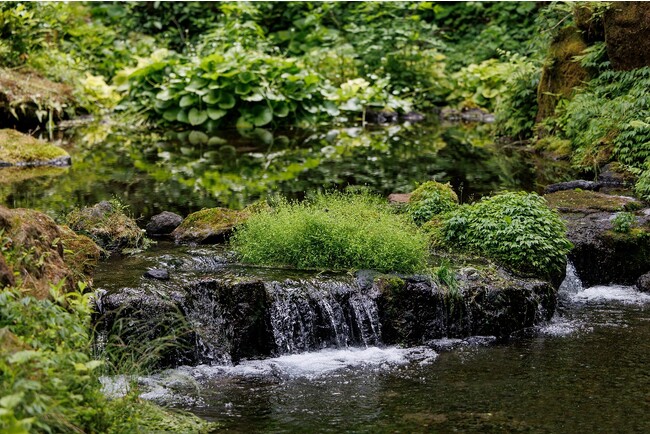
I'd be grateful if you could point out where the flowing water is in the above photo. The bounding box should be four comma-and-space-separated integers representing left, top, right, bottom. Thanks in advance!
96, 251, 650, 434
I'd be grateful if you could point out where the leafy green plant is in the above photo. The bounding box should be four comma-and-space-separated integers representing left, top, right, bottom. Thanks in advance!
407, 180, 459, 225
612, 211, 635, 234
436, 192, 572, 278
231, 191, 428, 273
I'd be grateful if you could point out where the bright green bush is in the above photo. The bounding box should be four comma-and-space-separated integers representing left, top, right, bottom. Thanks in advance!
437, 192, 572, 277
407, 180, 459, 225
612, 212, 636, 234
231, 192, 428, 273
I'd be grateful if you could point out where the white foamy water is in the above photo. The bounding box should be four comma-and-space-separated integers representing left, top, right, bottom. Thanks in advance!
188, 346, 438, 380
571, 285, 650, 304
538, 316, 589, 336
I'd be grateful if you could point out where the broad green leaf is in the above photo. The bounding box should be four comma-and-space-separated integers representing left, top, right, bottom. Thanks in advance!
239, 71, 257, 83
179, 95, 197, 108
207, 107, 227, 120
253, 128, 274, 145
251, 105, 273, 126
177, 109, 190, 124
208, 136, 227, 146
242, 92, 264, 102
235, 82, 251, 95
236, 116, 254, 130
189, 130, 209, 145
272, 101, 290, 118
185, 77, 208, 92
218, 92, 236, 109
8, 351, 38, 364
163, 107, 181, 121
156, 89, 174, 101
202, 91, 220, 104
0, 393, 24, 409
188, 108, 208, 126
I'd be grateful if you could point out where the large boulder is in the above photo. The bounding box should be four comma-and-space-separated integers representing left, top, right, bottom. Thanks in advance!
172, 207, 249, 244
545, 189, 650, 286
0, 205, 100, 298
66, 201, 148, 254
604, 2, 650, 71
145, 211, 183, 237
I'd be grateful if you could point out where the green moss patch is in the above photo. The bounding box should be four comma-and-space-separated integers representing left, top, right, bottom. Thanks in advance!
544, 189, 642, 213
0, 128, 69, 166
407, 181, 459, 225
173, 207, 249, 244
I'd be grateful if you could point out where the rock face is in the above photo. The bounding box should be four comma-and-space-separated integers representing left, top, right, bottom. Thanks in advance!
145, 211, 183, 236
536, 26, 588, 124
636, 271, 650, 293
546, 189, 650, 286
66, 201, 147, 253
172, 207, 248, 244
604, 2, 650, 71
96, 262, 556, 369
0, 205, 100, 298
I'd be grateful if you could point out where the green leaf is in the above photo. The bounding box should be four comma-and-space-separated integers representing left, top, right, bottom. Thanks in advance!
235, 82, 252, 95
188, 108, 208, 126
177, 109, 190, 124
156, 89, 174, 101
0, 393, 24, 409
8, 351, 38, 364
179, 95, 197, 108
251, 105, 273, 126
202, 91, 220, 104
163, 107, 181, 121
208, 136, 227, 146
218, 92, 236, 109
207, 107, 227, 120
239, 71, 256, 83
185, 77, 208, 92
189, 130, 209, 145
236, 116, 254, 130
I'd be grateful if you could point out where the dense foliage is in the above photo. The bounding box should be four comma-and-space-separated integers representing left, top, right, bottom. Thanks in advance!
433, 192, 572, 278
232, 192, 428, 273
407, 180, 459, 225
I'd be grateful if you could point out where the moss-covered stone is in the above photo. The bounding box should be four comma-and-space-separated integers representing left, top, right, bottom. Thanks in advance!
536, 26, 589, 125
173, 207, 249, 244
0, 128, 70, 166
544, 189, 642, 213
604, 2, 650, 71
0, 205, 99, 298
66, 201, 149, 254
0, 68, 75, 129
407, 181, 458, 224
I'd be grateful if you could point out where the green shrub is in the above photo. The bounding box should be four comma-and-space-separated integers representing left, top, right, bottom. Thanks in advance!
407, 180, 459, 225
231, 192, 428, 273
437, 192, 572, 278
612, 212, 635, 234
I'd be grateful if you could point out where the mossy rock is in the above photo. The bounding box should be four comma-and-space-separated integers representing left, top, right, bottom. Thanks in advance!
604, 2, 650, 71
66, 201, 149, 254
0, 128, 70, 166
407, 181, 458, 224
536, 26, 589, 125
544, 189, 642, 213
173, 207, 249, 244
0, 205, 99, 298
0, 68, 75, 129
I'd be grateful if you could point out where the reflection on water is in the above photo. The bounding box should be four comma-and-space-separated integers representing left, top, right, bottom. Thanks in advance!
0, 120, 571, 221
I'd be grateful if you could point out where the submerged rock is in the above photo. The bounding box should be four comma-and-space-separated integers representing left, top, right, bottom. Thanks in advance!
146, 211, 183, 237
0, 128, 71, 167
66, 201, 148, 254
0, 205, 100, 298
144, 269, 170, 281
172, 207, 248, 244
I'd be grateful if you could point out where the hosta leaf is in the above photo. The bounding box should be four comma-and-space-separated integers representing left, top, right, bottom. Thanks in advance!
272, 101, 290, 117
251, 105, 273, 126
163, 107, 180, 121
236, 115, 254, 130
177, 109, 190, 124
202, 91, 220, 104
189, 130, 209, 145
208, 136, 227, 146
235, 82, 251, 95
188, 108, 208, 126
207, 107, 227, 120
218, 92, 236, 109
185, 77, 208, 92
242, 92, 264, 102
239, 71, 256, 83
156, 89, 174, 101
179, 94, 197, 108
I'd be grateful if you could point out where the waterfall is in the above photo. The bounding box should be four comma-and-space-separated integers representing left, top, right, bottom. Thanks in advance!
559, 261, 583, 294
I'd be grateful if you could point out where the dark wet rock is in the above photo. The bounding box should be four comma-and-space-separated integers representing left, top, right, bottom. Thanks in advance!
604, 2, 650, 71
144, 269, 170, 281
66, 201, 148, 253
597, 163, 636, 192
365, 109, 398, 124
440, 107, 494, 123
401, 112, 425, 122
0, 205, 100, 298
546, 190, 650, 286
635, 272, 650, 293
146, 211, 183, 236
97, 262, 556, 369
172, 207, 248, 244
544, 180, 601, 194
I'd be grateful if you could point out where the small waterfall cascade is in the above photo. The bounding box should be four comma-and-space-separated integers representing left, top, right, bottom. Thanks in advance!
266, 276, 382, 354
559, 261, 583, 295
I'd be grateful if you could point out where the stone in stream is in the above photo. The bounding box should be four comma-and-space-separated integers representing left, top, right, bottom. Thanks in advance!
146, 211, 183, 236
144, 269, 170, 281
172, 207, 249, 244
636, 272, 650, 293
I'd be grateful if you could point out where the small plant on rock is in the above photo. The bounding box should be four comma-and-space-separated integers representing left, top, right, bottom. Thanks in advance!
612, 211, 635, 234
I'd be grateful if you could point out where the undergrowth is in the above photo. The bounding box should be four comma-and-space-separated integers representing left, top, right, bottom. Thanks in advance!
231, 192, 428, 273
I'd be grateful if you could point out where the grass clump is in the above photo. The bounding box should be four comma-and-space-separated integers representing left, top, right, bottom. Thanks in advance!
407, 180, 459, 225
231, 192, 428, 274
435, 192, 572, 279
